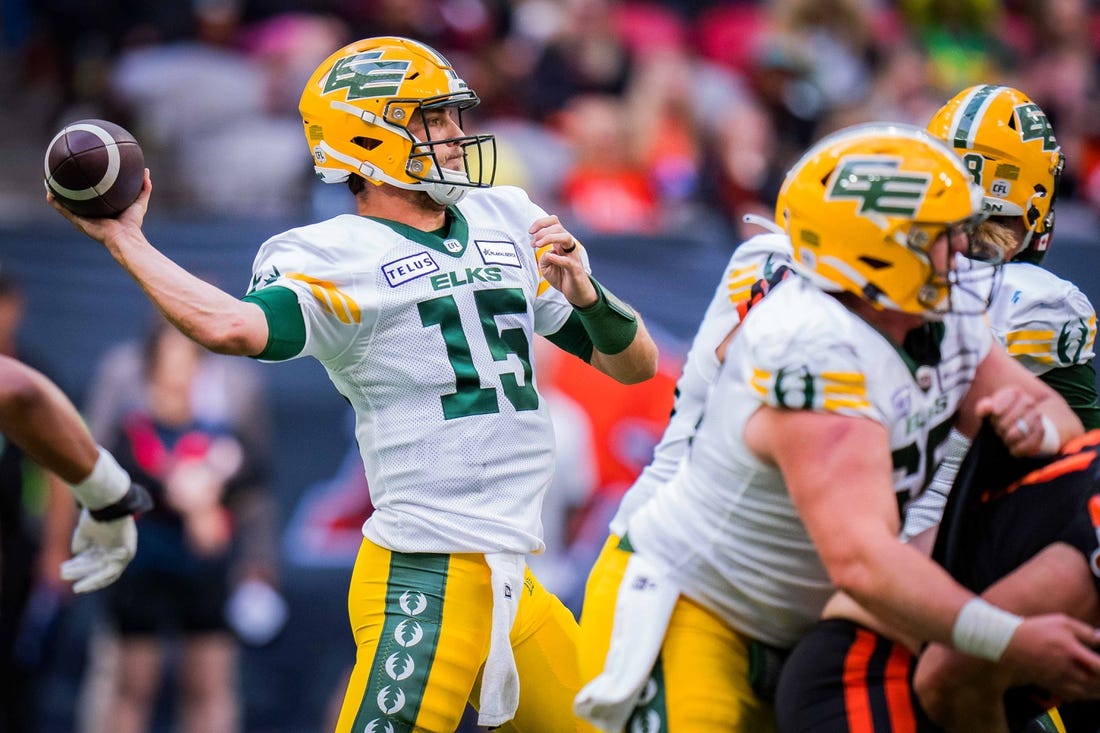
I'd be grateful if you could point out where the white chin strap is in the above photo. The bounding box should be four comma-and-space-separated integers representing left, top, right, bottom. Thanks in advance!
313, 139, 469, 205
424, 167, 470, 205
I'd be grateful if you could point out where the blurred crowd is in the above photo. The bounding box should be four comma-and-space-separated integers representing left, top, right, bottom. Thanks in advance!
4, 0, 1099, 236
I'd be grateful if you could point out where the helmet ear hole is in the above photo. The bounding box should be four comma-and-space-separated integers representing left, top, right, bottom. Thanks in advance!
1026, 204, 1041, 227
352, 136, 382, 151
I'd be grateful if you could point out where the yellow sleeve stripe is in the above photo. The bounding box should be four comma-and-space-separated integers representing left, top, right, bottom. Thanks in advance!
1005, 329, 1054, 344
822, 371, 869, 410
1007, 345, 1056, 363
1005, 329, 1056, 360
287, 273, 361, 324
749, 367, 770, 397
1087, 316, 1097, 350
824, 396, 871, 410
821, 371, 865, 385
726, 266, 762, 303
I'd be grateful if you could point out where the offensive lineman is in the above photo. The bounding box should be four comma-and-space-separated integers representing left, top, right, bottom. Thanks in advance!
48, 36, 657, 733
780, 85, 1100, 733
574, 123, 1100, 732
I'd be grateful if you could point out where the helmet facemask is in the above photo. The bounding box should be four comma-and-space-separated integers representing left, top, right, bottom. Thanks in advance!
906, 212, 1002, 318
400, 97, 496, 205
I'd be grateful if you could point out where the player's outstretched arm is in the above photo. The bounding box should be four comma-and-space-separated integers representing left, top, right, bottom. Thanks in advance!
0, 355, 150, 592
0, 355, 98, 483
46, 170, 269, 356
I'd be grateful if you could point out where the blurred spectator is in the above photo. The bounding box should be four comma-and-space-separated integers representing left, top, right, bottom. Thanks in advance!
1012, 0, 1097, 201
770, 0, 876, 114
557, 93, 660, 234
624, 49, 703, 220
898, 0, 1019, 95
526, 0, 633, 121
74, 316, 281, 733
104, 1, 347, 217
826, 36, 944, 132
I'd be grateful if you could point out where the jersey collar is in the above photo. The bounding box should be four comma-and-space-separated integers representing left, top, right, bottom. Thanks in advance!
365, 207, 470, 258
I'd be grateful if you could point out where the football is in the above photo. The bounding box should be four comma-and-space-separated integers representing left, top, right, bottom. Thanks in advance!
44, 119, 145, 217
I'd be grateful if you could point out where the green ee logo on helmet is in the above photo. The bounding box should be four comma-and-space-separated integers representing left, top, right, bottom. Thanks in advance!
323, 52, 412, 100
826, 156, 931, 218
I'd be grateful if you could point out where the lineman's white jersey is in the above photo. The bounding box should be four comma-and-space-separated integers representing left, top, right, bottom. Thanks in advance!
627, 276, 993, 647
608, 233, 793, 536
904, 261, 1097, 538
247, 186, 583, 554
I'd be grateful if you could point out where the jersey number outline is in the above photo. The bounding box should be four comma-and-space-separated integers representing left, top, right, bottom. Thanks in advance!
891, 415, 956, 516
418, 288, 538, 419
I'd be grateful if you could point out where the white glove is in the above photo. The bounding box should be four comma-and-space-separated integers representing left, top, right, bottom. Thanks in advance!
59, 509, 137, 593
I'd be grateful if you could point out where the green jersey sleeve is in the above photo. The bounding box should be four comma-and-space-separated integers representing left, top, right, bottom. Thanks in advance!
242, 286, 306, 361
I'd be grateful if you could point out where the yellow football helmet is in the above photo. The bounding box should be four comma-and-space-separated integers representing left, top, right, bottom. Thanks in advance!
927, 84, 1062, 264
780, 123, 991, 317
299, 36, 495, 205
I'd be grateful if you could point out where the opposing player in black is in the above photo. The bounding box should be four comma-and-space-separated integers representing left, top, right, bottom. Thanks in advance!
776, 424, 1100, 732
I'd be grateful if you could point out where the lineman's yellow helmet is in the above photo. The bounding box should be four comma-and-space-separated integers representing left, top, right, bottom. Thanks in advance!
299, 36, 495, 205
780, 123, 993, 317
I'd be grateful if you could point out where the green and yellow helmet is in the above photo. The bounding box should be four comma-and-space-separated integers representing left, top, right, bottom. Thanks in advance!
298, 36, 495, 205
928, 84, 1062, 264
781, 123, 989, 316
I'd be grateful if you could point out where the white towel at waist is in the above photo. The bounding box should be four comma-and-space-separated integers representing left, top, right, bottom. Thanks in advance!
574, 551, 679, 732
478, 552, 525, 727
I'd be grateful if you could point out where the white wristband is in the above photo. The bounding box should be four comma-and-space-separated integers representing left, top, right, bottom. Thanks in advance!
70, 446, 131, 510
1038, 414, 1060, 456
951, 597, 1023, 662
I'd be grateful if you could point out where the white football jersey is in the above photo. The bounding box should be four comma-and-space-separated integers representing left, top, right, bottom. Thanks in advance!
988, 262, 1096, 375
627, 276, 993, 647
904, 260, 1097, 539
247, 186, 586, 554
608, 233, 793, 536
